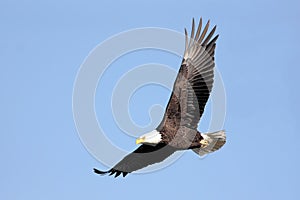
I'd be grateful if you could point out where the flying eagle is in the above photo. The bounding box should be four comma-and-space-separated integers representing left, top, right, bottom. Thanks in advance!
94, 18, 226, 178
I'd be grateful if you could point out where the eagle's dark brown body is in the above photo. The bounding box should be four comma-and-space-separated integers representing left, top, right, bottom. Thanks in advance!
160, 127, 203, 149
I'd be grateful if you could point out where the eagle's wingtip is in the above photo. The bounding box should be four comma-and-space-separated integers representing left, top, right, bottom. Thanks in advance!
94, 168, 129, 178
93, 168, 109, 175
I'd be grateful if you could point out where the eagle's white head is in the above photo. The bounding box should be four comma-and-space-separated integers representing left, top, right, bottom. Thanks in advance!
136, 130, 162, 145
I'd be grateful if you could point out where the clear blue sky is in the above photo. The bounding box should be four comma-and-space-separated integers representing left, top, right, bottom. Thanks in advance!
1, 0, 300, 199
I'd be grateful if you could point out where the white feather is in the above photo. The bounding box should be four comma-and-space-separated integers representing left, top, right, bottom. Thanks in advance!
140, 130, 161, 145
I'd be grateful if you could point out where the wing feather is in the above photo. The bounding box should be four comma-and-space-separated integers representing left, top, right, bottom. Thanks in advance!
198, 20, 210, 44
94, 144, 176, 178
195, 18, 202, 41
157, 18, 218, 131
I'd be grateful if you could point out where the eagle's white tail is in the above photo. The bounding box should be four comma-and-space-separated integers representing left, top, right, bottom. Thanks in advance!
193, 130, 226, 157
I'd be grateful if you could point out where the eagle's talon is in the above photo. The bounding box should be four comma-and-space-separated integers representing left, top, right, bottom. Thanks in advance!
200, 140, 209, 148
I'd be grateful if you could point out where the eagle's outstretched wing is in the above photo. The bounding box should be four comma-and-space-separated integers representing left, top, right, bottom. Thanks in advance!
157, 18, 218, 131
94, 144, 176, 178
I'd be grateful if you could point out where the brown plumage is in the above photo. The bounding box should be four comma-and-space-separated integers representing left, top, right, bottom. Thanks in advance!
94, 18, 226, 178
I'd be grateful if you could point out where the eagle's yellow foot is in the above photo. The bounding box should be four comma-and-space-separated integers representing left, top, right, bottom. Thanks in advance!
200, 139, 209, 148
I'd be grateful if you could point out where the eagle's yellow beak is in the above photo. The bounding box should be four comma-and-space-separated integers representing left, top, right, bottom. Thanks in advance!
136, 137, 145, 144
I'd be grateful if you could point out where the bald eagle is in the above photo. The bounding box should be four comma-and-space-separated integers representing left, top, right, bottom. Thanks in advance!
94, 18, 226, 178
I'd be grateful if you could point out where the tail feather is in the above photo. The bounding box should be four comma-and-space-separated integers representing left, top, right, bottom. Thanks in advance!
193, 130, 226, 156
